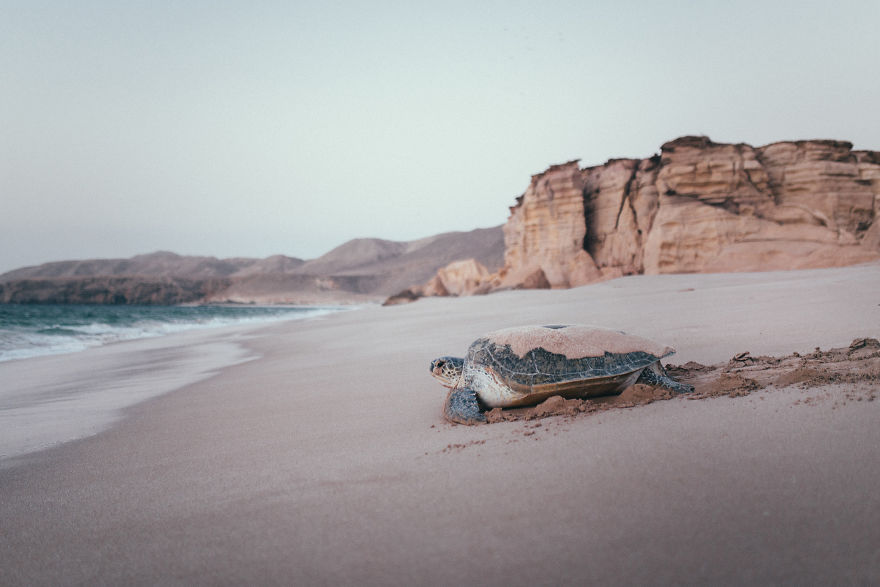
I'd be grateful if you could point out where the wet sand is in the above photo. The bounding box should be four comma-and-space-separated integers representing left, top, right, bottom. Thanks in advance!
0, 322, 264, 464
1, 263, 879, 584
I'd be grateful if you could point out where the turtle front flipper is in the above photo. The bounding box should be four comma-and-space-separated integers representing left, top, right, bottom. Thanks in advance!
444, 387, 486, 425
637, 363, 694, 393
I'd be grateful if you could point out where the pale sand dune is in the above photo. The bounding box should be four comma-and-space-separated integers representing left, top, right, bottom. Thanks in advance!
1, 263, 879, 584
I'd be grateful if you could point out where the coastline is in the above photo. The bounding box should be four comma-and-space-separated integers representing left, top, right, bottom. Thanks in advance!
0, 303, 353, 363
0, 308, 351, 465
0, 321, 256, 466
1, 263, 878, 584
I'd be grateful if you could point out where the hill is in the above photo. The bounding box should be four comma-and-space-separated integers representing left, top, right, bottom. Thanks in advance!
0, 227, 504, 304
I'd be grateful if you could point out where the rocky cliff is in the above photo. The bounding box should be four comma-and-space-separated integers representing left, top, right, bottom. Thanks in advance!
488, 136, 880, 290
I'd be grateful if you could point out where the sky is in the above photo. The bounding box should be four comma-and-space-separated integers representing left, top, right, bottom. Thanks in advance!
1, 0, 878, 273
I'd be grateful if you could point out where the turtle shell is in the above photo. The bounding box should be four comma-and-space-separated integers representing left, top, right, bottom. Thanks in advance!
465, 324, 674, 399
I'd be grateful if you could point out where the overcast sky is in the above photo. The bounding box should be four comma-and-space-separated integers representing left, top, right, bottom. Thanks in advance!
2, 0, 878, 273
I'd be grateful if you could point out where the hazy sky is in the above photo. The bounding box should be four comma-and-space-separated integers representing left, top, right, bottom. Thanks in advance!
2, 0, 878, 273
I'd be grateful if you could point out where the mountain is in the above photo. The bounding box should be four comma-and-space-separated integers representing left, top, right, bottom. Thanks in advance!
294, 239, 410, 276
0, 227, 504, 304
213, 227, 505, 303
0, 251, 302, 281
296, 227, 505, 294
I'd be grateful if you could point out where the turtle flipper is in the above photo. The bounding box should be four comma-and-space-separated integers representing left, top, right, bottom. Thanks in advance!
637, 363, 694, 393
444, 387, 486, 425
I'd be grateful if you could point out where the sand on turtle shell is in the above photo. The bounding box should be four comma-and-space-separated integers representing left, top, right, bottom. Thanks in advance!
482, 338, 880, 423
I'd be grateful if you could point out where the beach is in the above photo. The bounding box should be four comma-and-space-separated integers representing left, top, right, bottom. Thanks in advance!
1, 263, 879, 584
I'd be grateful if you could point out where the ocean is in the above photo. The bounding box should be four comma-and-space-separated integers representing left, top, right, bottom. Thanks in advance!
0, 303, 345, 362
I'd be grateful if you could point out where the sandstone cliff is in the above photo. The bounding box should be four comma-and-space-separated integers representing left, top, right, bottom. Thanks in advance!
490, 136, 880, 290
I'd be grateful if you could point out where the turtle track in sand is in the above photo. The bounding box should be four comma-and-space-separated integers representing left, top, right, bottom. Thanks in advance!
483, 338, 880, 424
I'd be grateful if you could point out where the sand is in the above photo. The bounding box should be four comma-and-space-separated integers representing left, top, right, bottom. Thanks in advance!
1, 263, 879, 585
0, 321, 279, 463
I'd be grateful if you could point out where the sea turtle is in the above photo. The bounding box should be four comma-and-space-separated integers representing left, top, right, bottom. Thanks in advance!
430, 324, 694, 424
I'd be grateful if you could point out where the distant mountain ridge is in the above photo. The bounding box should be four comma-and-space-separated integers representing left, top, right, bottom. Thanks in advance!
0, 227, 504, 304
0, 251, 306, 281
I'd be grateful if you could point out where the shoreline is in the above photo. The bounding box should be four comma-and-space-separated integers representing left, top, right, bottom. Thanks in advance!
0, 321, 260, 466
0, 307, 351, 465
1, 263, 878, 584
0, 302, 355, 364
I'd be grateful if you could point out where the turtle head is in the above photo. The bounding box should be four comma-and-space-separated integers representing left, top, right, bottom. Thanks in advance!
430, 356, 465, 388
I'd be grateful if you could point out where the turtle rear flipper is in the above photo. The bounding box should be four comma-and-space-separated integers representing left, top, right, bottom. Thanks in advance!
637, 363, 694, 393
444, 388, 486, 425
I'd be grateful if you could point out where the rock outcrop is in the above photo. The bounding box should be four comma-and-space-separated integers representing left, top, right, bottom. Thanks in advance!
428, 259, 491, 296
492, 136, 880, 290
382, 258, 492, 305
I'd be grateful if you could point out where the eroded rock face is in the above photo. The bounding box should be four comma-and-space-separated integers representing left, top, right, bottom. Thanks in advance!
495, 136, 880, 289
501, 161, 602, 288
432, 259, 490, 296
643, 137, 880, 273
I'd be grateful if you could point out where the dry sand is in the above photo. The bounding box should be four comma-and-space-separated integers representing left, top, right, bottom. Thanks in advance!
1, 263, 879, 585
